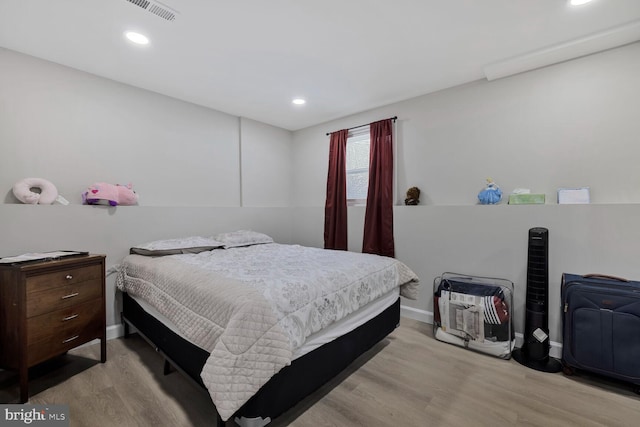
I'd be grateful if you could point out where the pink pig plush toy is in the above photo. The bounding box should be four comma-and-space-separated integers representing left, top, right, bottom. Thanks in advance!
83, 183, 138, 206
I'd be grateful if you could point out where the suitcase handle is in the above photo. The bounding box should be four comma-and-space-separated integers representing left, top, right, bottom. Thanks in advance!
584, 273, 629, 282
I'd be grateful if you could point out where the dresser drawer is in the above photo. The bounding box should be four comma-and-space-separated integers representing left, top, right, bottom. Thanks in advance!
27, 320, 102, 366
26, 264, 102, 294
27, 299, 103, 344
0, 254, 106, 402
26, 279, 102, 318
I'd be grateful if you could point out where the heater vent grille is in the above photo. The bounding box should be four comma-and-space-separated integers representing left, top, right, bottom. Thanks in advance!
124, 0, 178, 22
127, 0, 150, 8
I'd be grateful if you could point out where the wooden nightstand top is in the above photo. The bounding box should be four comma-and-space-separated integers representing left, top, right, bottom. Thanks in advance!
0, 254, 105, 273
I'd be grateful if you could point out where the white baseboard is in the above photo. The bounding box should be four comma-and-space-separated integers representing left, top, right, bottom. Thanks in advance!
77, 324, 125, 349
400, 305, 563, 359
107, 323, 125, 340
400, 305, 432, 324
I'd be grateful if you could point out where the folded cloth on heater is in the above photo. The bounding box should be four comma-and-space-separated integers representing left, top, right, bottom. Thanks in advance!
483, 295, 509, 324
434, 327, 514, 359
436, 280, 506, 299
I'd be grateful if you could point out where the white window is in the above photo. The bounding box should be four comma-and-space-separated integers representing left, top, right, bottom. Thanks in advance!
346, 127, 370, 204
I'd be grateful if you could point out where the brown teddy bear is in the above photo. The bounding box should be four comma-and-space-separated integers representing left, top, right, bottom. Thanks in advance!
404, 187, 421, 205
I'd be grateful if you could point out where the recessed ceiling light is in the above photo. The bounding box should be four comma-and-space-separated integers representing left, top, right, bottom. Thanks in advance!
570, 0, 593, 6
292, 98, 306, 105
125, 31, 150, 45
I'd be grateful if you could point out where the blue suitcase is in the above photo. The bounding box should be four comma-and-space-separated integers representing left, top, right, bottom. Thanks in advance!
561, 273, 640, 392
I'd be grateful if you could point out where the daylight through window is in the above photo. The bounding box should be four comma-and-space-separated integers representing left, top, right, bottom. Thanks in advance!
346, 127, 370, 204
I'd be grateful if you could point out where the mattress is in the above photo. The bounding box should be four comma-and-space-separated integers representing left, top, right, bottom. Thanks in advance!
130, 286, 400, 361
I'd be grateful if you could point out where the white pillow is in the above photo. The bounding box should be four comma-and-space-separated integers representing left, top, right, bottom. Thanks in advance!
13, 177, 58, 204
214, 230, 274, 248
130, 236, 224, 256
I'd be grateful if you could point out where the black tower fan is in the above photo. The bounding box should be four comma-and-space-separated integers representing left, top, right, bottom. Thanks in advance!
512, 227, 562, 372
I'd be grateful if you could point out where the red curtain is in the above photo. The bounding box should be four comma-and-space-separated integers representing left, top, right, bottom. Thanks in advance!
324, 129, 349, 250
363, 119, 395, 257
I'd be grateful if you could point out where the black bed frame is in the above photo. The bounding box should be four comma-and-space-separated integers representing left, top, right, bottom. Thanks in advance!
121, 292, 400, 426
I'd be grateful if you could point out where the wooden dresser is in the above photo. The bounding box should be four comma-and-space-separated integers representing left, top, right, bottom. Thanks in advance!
0, 254, 106, 402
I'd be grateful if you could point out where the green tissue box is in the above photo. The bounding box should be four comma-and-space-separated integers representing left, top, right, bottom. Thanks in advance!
508, 194, 545, 205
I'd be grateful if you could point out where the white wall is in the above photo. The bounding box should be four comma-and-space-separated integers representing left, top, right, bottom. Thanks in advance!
0, 205, 293, 326
240, 118, 292, 207
0, 48, 241, 207
3, 41, 640, 344
293, 42, 640, 206
291, 42, 640, 344
0, 48, 294, 326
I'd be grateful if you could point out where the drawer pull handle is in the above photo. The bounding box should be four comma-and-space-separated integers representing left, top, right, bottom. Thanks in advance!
61, 292, 79, 300
62, 314, 79, 321
62, 335, 79, 344
66, 275, 73, 280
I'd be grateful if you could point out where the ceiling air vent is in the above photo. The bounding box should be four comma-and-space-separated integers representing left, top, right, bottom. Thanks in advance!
125, 0, 178, 22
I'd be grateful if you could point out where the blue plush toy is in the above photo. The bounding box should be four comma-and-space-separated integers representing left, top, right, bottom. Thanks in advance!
478, 178, 502, 205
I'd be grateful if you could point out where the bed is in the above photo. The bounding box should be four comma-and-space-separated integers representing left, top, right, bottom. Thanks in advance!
115, 232, 419, 426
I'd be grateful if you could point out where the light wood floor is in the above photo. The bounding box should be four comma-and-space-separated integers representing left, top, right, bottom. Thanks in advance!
1, 319, 639, 426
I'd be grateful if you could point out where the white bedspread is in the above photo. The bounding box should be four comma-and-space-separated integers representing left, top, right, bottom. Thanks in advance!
115, 243, 419, 421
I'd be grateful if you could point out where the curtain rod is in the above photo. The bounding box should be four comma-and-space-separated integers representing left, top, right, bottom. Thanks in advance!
325, 116, 397, 136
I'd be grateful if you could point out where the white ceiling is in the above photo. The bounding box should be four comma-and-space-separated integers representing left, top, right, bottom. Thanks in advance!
1, 0, 640, 131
